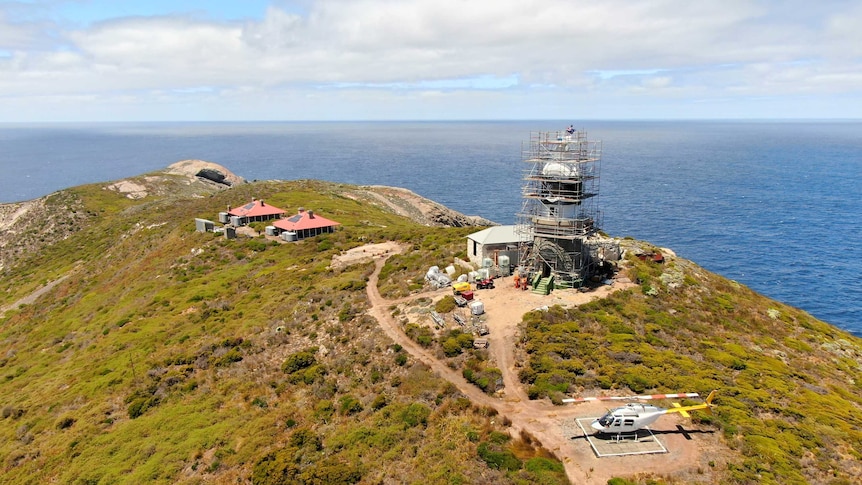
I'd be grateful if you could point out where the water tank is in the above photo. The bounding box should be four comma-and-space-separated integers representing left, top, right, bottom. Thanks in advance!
218, 212, 230, 224
478, 268, 490, 280
225, 227, 237, 239
230, 216, 242, 226
498, 255, 511, 276
282, 231, 298, 242
469, 301, 485, 316
482, 258, 493, 268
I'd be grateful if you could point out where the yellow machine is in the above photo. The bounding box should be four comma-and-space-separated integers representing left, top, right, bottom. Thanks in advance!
452, 282, 471, 294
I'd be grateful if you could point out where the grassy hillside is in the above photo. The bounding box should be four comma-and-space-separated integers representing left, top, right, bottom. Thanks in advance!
1, 173, 861, 485
0, 177, 566, 484
517, 240, 862, 484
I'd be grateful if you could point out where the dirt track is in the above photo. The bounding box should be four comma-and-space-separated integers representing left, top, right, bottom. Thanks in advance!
358, 243, 718, 484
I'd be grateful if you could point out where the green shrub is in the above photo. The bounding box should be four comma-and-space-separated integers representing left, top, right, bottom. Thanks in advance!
463, 366, 501, 394
289, 427, 322, 450
434, 296, 457, 313
251, 449, 300, 485
56, 416, 76, 429
245, 238, 269, 252
404, 323, 434, 348
400, 403, 430, 427
476, 442, 521, 471
300, 458, 362, 484
339, 395, 363, 416
524, 456, 564, 473
127, 396, 159, 419
621, 370, 653, 393
314, 400, 334, 422
442, 338, 462, 357
283, 349, 317, 374
297, 365, 326, 385
371, 394, 388, 411
211, 348, 243, 367
487, 431, 510, 444
607, 478, 637, 485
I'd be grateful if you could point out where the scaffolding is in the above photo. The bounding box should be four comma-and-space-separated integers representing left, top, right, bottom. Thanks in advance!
517, 130, 603, 287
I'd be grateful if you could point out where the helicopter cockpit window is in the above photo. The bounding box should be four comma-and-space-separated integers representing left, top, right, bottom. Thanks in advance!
597, 413, 614, 427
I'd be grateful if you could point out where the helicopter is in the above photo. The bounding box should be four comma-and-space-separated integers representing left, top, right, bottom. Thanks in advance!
590, 390, 717, 435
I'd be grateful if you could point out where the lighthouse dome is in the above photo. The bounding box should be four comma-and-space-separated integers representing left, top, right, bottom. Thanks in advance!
542, 162, 579, 178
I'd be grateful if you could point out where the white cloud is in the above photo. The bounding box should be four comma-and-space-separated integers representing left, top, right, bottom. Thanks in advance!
0, 10, 52, 50
0, 0, 861, 120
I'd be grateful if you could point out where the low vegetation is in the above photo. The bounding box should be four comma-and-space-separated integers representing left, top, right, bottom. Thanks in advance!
0, 177, 541, 484
518, 246, 862, 484
1, 174, 860, 484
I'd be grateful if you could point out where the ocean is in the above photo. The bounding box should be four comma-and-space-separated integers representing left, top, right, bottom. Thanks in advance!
1, 121, 860, 336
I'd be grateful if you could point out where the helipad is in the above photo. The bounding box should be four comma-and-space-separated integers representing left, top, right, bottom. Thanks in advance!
575, 418, 668, 457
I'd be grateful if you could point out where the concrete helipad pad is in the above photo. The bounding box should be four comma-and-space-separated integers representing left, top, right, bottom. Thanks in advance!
575, 418, 668, 457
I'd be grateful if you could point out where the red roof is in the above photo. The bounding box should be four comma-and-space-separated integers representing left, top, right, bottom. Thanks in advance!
273, 210, 340, 232
228, 199, 286, 218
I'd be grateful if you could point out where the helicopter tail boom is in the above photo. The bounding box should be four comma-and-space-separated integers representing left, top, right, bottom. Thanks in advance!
664, 390, 717, 417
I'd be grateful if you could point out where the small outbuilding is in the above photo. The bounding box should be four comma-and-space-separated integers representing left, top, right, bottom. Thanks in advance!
465, 225, 521, 268
195, 218, 215, 233
273, 208, 340, 241
226, 198, 287, 226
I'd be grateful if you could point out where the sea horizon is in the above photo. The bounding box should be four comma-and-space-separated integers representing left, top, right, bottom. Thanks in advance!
4, 117, 862, 126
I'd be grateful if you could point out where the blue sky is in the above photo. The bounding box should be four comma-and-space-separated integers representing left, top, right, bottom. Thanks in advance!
1, 0, 861, 121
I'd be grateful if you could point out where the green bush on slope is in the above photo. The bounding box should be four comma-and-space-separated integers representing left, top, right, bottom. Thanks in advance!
0, 180, 564, 484
517, 252, 862, 484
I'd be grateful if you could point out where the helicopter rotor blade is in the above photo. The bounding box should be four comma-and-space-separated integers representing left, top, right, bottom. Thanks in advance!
562, 392, 700, 404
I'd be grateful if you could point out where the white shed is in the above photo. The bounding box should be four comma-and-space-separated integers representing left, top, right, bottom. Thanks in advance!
465, 225, 523, 267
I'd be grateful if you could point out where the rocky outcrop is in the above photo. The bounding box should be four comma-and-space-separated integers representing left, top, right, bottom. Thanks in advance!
0, 193, 90, 273
425, 207, 494, 227
352, 185, 497, 228
165, 160, 246, 187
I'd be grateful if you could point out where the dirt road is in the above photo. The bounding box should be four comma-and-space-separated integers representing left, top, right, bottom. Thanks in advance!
360, 244, 713, 484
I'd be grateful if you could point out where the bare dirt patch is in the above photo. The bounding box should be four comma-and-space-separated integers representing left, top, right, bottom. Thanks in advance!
330, 241, 406, 270
105, 180, 149, 199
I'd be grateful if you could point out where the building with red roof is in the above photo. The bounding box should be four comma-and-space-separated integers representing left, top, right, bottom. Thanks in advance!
273, 208, 340, 241
226, 198, 286, 225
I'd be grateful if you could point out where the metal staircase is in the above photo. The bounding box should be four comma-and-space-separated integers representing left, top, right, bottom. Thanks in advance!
531, 275, 554, 295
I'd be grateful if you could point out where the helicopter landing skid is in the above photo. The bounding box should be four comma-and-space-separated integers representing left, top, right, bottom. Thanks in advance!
575, 418, 669, 457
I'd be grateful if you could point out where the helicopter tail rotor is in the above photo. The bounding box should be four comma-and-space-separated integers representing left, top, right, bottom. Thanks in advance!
704, 389, 717, 405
